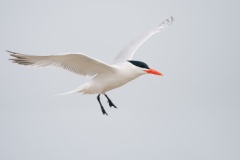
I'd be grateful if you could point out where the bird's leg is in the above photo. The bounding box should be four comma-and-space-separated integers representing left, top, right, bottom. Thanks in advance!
104, 94, 117, 108
97, 94, 108, 115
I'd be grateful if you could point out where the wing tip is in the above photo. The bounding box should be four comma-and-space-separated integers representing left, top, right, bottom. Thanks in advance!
6, 50, 15, 54
170, 16, 175, 23
7, 50, 20, 58
160, 16, 175, 26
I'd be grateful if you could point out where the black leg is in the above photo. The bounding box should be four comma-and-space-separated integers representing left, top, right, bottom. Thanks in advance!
104, 94, 117, 108
97, 94, 108, 115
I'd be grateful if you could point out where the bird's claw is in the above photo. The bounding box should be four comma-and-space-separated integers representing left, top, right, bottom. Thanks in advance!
108, 100, 117, 109
101, 109, 108, 115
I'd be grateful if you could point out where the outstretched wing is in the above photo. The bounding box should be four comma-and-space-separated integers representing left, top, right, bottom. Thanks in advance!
113, 17, 174, 63
8, 51, 114, 76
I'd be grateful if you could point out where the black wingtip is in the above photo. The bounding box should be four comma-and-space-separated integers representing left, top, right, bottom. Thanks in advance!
158, 17, 174, 27
6, 50, 15, 54
167, 16, 174, 24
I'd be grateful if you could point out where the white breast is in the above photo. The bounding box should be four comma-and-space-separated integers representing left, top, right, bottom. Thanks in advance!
81, 62, 146, 94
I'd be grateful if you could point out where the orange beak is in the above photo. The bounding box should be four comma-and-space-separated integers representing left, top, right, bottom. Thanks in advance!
145, 68, 163, 76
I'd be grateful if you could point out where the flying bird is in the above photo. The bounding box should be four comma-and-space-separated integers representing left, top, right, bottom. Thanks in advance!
8, 17, 174, 115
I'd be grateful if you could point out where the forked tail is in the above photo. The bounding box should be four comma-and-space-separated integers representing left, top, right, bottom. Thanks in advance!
55, 84, 88, 96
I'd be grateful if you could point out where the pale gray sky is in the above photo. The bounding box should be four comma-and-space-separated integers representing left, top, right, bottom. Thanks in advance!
1, 0, 240, 160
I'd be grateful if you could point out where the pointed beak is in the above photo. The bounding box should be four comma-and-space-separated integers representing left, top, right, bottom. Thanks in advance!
145, 68, 163, 76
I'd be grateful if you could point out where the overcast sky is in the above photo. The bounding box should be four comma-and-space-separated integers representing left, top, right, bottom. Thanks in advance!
1, 0, 240, 160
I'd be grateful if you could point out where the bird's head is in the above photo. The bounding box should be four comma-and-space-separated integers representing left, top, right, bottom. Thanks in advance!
128, 60, 163, 76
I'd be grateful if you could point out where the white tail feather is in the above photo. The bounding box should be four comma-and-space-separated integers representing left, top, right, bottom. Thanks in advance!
55, 90, 79, 96
55, 86, 83, 96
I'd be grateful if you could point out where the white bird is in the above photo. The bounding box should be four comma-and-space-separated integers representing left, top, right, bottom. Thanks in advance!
8, 17, 174, 115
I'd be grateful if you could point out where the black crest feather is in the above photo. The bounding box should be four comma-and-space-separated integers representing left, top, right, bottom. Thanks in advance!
128, 60, 150, 69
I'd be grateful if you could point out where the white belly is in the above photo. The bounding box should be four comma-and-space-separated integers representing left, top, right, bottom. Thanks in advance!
81, 65, 144, 94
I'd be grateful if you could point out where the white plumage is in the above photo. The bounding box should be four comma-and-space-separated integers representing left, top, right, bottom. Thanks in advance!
8, 17, 174, 115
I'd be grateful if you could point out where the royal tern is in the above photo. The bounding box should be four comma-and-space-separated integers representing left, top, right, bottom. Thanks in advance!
8, 17, 174, 115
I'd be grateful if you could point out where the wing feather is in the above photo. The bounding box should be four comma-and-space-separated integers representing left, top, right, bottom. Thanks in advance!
8, 51, 114, 76
113, 17, 174, 63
